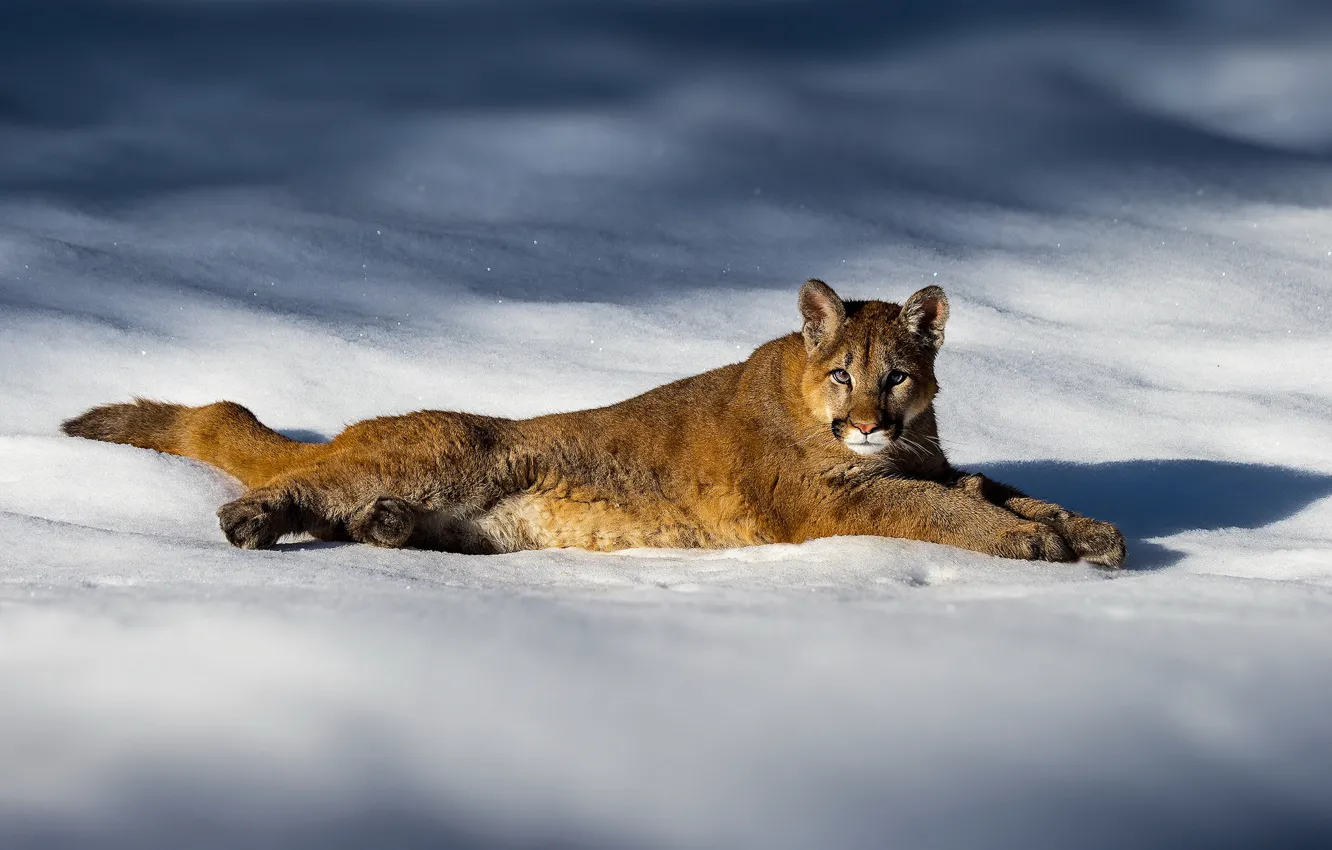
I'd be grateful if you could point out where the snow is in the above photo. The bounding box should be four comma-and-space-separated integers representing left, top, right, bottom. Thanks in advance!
3, 1, 1332, 847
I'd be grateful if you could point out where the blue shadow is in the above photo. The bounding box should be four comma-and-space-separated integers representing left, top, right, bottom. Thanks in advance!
277, 428, 331, 444
975, 459, 1332, 569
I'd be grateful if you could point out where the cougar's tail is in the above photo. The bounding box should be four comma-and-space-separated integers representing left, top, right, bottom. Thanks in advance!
61, 399, 322, 488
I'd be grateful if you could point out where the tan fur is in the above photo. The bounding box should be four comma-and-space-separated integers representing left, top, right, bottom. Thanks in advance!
61, 281, 1126, 567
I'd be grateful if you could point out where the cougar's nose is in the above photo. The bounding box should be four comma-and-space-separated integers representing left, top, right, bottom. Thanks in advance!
850, 421, 877, 435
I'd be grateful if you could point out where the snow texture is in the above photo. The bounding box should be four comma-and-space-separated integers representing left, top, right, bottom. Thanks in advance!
3, 1, 1332, 847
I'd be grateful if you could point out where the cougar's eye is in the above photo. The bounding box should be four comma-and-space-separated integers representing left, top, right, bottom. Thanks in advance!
830, 369, 852, 385
886, 369, 908, 387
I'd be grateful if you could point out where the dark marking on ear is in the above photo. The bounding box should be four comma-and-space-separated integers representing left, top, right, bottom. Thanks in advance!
799, 279, 846, 352
899, 285, 949, 349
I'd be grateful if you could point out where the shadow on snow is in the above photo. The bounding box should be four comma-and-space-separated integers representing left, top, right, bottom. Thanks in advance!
976, 459, 1332, 569
2, 1, 1332, 305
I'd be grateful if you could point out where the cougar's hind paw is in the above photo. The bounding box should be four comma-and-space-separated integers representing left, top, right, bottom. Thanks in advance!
348, 496, 417, 548
217, 492, 292, 550
1054, 515, 1127, 569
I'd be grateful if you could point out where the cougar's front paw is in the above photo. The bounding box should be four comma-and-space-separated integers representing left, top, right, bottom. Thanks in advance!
996, 521, 1075, 562
347, 496, 416, 548
1051, 515, 1127, 569
218, 493, 291, 550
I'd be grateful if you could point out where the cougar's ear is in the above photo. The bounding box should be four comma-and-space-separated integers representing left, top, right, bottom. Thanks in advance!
899, 285, 949, 349
798, 279, 845, 352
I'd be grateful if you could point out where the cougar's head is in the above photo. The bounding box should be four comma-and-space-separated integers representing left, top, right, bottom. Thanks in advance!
796, 279, 948, 456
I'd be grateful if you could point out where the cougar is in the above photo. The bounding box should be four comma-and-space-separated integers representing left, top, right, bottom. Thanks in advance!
62, 280, 1126, 567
